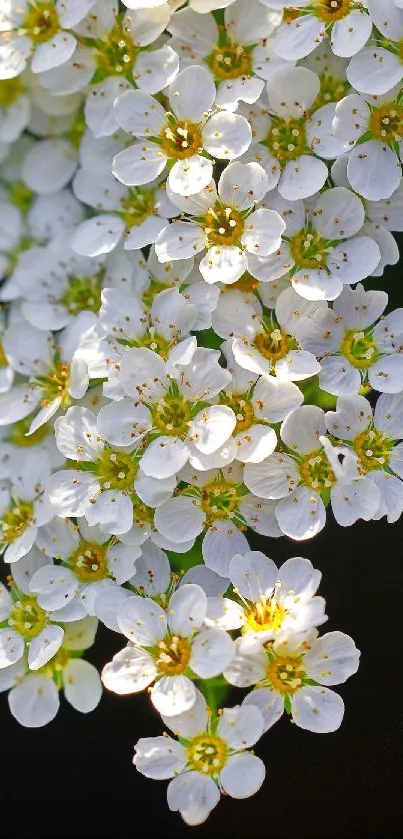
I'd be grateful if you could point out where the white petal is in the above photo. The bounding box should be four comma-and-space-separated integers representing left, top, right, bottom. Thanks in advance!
276, 488, 326, 541
267, 66, 320, 114
85, 490, 133, 536
167, 773, 220, 826
113, 89, 166, 136
0, 628, 24, 668
220, 753, 265, 799
112, 142, 166, 187
63, 659, 102, 713
29, 565, 77, 611
70, 215, 125, 257
168, 65, 216, 122
242, 687, 284, 732
155, 221, 206, 262
200, 246, 247, 285
135, 45, 179, 95
28, 625, 64, 671
189, 628, 235, 678
9, 674, 59, 727
304, 631, 360, 686
118, 595, 167, 645
191, 405, 236, 455
102, 646, 157, 694
273, 17, 324, 61
217, 703, 264, 749
55, 406, 103, 461
281, 405, 326, 453
151, 673, 197, 715
168, 155, 213, 197
347, 141, 401, 201
291, 685, 344, 733
167, 584, 207, 636
218, 161, 268, 210
31, 32, 77, 73
154, 496, 204, 543
279, 155, 328, 201
140, 436, 190, 479
134, 735, 186, 780
162, 687, 208, 739
330, 478, 380, 526
203, 112, 251, 159
347, 47, 403, 96
244, 453, 298, 499
229, 550, 278, 601
202, 521, 249, 577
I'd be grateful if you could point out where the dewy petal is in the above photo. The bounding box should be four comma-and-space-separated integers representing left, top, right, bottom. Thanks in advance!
28, 625, 64, 671
229, 550, 278, 602
168, 155, 213, 198
112, 142, 167, 187
202, 112, 252, 160
0, 628, 25, 668
276, 488, 326, 541
241, 208, 285, 256
118, 595, 167, 645
189, 628, 235, 678
63, 659, 102, 713
243, 687, 284, 733
218, 162, 268, 210
304, 632, 360, 686
168, 65, 216, 123
113, 89, 166, 136
167, 773, 220, 827
279, 156, 328, 201
9, 674, 60, 728
220, 753, 265, 799
167, 584, 207, 636
151, 674, 197, 716
155, 221, 206, 262
134, 736, 187, 780
202, 521, 249, 578
191, 405, 236, 455
291, 685, 344, 733
140, 436, 190, 479
200, 246, 247, 285
101, 646, 157, 694
217, 704, 264, 750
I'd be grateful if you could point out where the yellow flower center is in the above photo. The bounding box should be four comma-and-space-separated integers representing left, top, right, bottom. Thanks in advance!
1, 500, 34, 545
132, 495, 154, 530
340, 329, 378, 369
39, 646, 71, 680
299, 448, 335, 491
282, 8, 301, 24
22, 1, 59, 43
313, 0, 353, 23
204, 202, 244, 247
254, 328, 290, 362
245, 598, 286, 634
201, 479, 240, 522
266, 117, 307, 164
129, 330, 171, 360
369, 103, 403, 143
353, 428, 392, 471
70, 542, 108, 583
155, 634, 191, 675
313, 73, 350, 110
142, 279, 172, 310
229, 271, 260, 292
225, 393, 255, 433
97, 449, 138, 492
0, 78, 24, 108
61, 274, 103, 315
187, 734, 228, 775
95, 17, 138, 76
119, 188, 157, 229
151, 387, 193, 438
289, 229, 329, 269
9, 595, 47, 639
37, 361, 71, 409
161, 120, 203, 160
207, 43, 252, 80
267, 653, 305, 694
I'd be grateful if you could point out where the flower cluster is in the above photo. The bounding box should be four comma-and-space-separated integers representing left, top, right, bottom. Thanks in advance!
0, 0, 402, 826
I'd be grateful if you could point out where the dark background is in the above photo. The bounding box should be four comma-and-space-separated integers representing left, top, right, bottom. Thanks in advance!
1, 261, 403, 839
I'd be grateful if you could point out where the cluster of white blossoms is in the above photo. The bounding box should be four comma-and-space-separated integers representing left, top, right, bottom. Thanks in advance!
1, 0, 402, 826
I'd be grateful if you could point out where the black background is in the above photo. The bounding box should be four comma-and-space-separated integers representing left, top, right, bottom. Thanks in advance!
1, 262, 403, 839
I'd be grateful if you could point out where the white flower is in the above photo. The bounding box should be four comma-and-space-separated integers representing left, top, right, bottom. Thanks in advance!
217, 339, 303, 463
325, 393, 403, 523
214, 286, 322, 381
48, 405, 176, 535
101, 583, 235, 715
30, 517, 141, 616
71, 166, 176, 256
248, 187, 381, 301
269, 1, 372, 61
112, 65, 252, 197
3, 616, 101, 727
0, 0, 92, 80
0, 76, 31, 143
333, 89, 403, 200
105, 343, 235, 478
205, 551, 327, 648
346, 1, 403, 95
155, 162, 285, 285
134, 692, 265, 825
0, 311, 95, 433
296, 284, 403, 395
83, 4, 179, 137
244, 404, 381, 540
0, 450, 53, 563
167, 1, 282, 111
226, 627, 360, 733
154, 462, 281, 577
